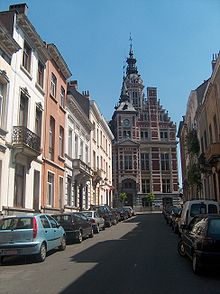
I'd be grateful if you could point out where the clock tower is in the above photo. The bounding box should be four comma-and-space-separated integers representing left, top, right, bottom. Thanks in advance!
110, 42, 179, 209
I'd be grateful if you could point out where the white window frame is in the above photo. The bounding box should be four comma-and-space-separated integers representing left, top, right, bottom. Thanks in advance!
47, 171, 54, 206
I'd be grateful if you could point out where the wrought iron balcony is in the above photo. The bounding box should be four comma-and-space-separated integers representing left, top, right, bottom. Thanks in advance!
12, 126, 41, 156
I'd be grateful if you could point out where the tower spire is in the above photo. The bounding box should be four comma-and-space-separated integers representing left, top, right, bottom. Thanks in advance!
126, 34, 138, 75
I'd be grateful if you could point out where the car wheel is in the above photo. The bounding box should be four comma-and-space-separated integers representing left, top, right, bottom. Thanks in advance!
59, 236, 66, 251
89, 229, 94, 238
192, 253, 201, 274
102, 225, 106, 230
0, 256, 4, 265
76, 230, 83, 243
36, 243, 47, 262
177, 240, 186, 257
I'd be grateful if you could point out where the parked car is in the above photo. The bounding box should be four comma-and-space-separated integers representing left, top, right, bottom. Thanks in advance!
90, 205, 113, 227
168, 206, 182, 227
0, 214, 66, 263
123, 207, 133, 218
52, 212, 93, 243
179, 200, 219, 233
171, 208, 182, 234
81, 210, 105, 233
116, 207, 128, 221
124, 206, 135, 216
178, 214, 220, 274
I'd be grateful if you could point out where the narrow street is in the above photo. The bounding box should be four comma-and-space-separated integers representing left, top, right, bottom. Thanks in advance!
1, 213, 220, 294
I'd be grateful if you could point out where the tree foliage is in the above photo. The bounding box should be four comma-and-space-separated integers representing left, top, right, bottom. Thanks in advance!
186, 129, 200, 155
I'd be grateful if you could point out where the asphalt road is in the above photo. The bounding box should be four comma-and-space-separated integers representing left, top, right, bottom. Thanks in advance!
1, 212, 220, 294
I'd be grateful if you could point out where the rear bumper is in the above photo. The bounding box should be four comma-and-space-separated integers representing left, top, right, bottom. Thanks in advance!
0, 242, 41, 256
196, 250, 220, 264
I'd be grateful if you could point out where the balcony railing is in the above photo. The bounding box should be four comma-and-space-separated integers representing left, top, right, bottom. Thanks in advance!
72, 159, 92, 177
12, 126, 41, 153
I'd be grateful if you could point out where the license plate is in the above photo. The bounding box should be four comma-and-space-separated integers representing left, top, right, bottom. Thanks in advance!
0, 249, 17, 255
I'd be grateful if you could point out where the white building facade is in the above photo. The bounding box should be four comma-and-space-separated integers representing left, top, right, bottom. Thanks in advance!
0, 4, 48, 215
90, 101, 114, 207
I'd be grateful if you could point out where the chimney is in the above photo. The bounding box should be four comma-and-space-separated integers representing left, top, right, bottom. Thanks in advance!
9, 3, 28, 15
68, 80, 78, 90
82, 90, 90, 99
212, 53, 219, 72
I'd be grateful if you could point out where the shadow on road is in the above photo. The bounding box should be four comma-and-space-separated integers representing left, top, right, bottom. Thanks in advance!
60, 213, 220, 294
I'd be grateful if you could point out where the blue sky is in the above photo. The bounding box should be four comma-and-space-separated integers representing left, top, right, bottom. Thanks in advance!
1, 0, 220, 126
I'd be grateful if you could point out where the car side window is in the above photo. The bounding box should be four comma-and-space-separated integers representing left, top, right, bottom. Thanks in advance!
74, 215, 81, 222
46, 215, 58, 228
81, 215, 88, 221
40, 215, 51, 228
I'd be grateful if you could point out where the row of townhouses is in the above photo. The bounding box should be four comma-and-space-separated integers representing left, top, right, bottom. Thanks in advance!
178, 53, 220, 203
0, 3, 114, 216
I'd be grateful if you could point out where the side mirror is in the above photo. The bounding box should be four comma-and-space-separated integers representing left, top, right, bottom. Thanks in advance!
56, 223, 60, 228
180, 224, 188, 230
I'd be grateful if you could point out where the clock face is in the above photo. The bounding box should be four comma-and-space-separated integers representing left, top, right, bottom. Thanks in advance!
123, 119, 130, 127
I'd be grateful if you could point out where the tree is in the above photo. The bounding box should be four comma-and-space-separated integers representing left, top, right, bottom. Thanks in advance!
142, 192, 155, 207
119, 192, 127, 204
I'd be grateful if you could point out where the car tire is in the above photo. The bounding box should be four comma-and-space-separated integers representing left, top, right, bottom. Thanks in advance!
0, 256, 4, 265
102, 225, 105, 230
89, 229, 94, 238
59, 236, 66, 251
192, 253, 201, 274
36, 242, 47, 262
76, 230, 83, 243
177, 240, 186, 257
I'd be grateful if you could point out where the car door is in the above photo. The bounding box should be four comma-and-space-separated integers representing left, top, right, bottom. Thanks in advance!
46, 215, 62, 248
80, 214, 90, 236
39, 215, 54, 250
182, 217, 201, 256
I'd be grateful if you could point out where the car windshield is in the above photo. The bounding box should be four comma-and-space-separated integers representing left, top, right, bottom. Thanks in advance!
83, 212, 93, 218
190, 204, 207, 217
208, 219, 220, 236
0, 217, 33, 230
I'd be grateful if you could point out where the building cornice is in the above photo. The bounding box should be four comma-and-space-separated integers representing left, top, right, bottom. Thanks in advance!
67, 94, 93, 133
16, 14, 49, 62
47, 43, 72, 80
90, 100, 114, 140
0, 21, 20, 57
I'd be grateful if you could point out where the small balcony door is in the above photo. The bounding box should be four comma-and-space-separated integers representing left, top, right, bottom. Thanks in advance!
19, 94, 28, 127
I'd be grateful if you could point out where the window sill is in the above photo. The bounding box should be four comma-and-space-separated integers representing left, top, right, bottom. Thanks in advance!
20, 65, 32, 80
35, 82, 45, 96
50, 93, 58, 103
58, 155, 65, 162
59, 105, 66, 113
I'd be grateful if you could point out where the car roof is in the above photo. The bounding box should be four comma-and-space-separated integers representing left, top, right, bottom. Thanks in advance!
193, 214, 220, 219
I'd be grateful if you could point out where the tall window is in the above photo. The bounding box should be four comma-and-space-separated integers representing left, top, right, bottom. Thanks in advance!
209, 124, 213, 144
60, 86, 65, 108
37, 61, 44, 88
213, 115, 218, 142
19, 94, 28, 127
35, 107, 42, 137
14, 163, 25, 207
80, 140, 83, 160
142, 179, 150, 193
68, 128, 73, 157
49, 116, 55, 160
59, 126, 64, 157
85, 146, 88, 164
59, 177, 64, 208
141, 130, 149, 140
161, 153, 170, 171
141, 153, 149, 170
124, 155, 132, 170
93, 122, 96, 140
93, 151, 96, 170
160, 130, 168, 140
50, 73, 57, 98
123, 130, 131, 138
22, 41, 31, 72
67, 176, 72, 206
75, 135, 78, 158
47, 172, 54, 206
162, 179, 171, 193
0, 81, 6, 129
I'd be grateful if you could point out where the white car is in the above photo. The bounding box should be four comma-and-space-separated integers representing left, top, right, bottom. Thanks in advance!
82, 211, 105, 233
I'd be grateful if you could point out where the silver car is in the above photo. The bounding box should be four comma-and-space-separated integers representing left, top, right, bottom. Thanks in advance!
82, 211, 105, 233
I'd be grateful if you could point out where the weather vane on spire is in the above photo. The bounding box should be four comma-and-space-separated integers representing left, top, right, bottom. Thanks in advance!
129, 32, 133, 56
